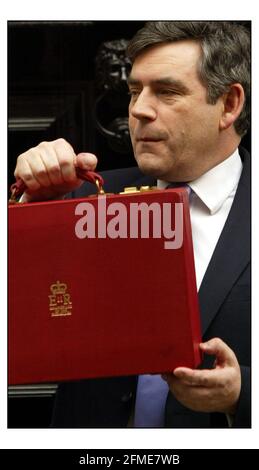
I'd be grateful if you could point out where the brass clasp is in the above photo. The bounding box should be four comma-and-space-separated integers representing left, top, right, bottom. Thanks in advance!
119, 185, 159, 195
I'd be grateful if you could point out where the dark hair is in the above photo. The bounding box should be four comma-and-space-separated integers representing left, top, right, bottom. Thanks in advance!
127, 21, 250, 136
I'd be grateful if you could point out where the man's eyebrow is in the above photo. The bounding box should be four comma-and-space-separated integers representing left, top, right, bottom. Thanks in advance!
127, 76, 142, 88
127, 76, 190, 94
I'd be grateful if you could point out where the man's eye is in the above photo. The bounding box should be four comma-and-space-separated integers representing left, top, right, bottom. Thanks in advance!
158, 89, 177, 96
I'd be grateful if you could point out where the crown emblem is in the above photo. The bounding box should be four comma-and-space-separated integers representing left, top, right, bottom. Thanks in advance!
50, 281, 67, 295
49, 280, 72, 317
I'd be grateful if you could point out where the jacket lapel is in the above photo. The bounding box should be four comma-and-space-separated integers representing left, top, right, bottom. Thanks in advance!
133, 159, 251, 336
198, 148, 251, 334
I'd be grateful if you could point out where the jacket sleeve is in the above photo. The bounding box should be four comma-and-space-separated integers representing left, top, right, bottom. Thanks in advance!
232, 366, 251, 428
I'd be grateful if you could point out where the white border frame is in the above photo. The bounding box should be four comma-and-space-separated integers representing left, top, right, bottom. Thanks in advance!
1, 0, 258, 450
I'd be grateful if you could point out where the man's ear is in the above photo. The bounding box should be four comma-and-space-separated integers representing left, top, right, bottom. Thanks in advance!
219, 83, 245, 131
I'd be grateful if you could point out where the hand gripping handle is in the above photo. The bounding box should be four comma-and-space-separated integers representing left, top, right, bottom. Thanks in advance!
9, 168, 105, 203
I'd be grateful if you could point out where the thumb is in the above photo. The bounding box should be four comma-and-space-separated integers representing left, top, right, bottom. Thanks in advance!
75, 152, 98, 171
200, 337, 236, 366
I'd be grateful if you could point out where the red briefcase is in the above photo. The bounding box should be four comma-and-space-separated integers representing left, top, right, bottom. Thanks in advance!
8, 172, 202, 385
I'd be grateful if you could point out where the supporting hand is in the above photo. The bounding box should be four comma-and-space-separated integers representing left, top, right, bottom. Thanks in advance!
162, 338, 241, 415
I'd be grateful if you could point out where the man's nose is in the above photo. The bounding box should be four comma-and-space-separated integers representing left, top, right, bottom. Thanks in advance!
130, 91, 157, 121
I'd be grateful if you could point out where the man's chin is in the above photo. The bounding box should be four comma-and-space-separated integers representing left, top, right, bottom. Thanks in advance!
136, 157, 167, 178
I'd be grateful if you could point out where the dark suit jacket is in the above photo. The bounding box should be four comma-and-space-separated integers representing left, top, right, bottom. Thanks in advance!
51, 147, 251, 428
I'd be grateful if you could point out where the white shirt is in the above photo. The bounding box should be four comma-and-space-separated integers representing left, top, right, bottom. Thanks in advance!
158, 149, 243, 289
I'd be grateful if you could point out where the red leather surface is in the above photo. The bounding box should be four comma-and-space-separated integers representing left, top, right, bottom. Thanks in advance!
8, 189, 202, 384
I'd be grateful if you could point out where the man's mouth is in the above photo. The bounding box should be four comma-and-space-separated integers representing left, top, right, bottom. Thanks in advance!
136, 136, 163, 142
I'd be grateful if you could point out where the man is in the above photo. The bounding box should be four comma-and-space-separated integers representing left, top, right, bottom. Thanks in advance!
14, 21, 250, 428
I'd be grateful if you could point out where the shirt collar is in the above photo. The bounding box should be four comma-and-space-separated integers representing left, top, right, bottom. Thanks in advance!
158, 149, 243, 215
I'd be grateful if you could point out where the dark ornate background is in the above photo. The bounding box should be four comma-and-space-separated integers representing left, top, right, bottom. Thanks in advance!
8, 21, 146, 191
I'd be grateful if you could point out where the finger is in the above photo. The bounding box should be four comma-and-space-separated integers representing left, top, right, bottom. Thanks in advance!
14, 155, 41, 191
75, 153, 98, 171
16, 150, 52, 190
26, 151, 54, 188
53, 138, 77, 183
171, 382, 217, 412
173, 367, 219, 387
200, 338, 237, 366
36, 142, 64, 186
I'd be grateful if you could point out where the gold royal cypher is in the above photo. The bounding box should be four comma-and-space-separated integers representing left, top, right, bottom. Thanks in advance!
49, 280, 72, 316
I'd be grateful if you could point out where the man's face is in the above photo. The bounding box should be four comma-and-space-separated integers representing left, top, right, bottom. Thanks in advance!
128, 41, 225, 182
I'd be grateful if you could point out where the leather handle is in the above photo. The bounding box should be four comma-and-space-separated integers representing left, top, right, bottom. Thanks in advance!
9, 168, 105, 203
